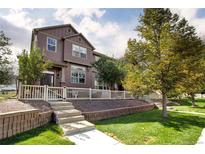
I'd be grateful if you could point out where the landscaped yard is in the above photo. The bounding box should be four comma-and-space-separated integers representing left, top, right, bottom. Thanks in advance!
0, 123, 74, 145
0, 91, 16, 102
169, 98, 205, 114
95, 109, 205, 144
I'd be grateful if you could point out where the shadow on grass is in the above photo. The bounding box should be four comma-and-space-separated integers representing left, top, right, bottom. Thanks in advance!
0, 122, 61, 145
95, 109, 205, 132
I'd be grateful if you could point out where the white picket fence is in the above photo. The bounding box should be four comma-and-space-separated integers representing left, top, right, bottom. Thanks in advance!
18, 84, 134, 101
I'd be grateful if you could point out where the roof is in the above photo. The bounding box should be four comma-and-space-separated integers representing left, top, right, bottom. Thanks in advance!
93, 50, 114, 60
63, 33, 95, 50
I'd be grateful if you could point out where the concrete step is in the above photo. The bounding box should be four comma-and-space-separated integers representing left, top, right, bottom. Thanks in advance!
58, 115, 84, 124
52, 105, 74, 111
62, 120, 95, 135
55, 109, 81, 118
49, 101, 72, 106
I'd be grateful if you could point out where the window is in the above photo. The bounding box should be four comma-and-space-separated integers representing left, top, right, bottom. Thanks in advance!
72, 44, 87, 59
71, 65, 86, 84
47, 37, 57, 52
94, 74, 109, 90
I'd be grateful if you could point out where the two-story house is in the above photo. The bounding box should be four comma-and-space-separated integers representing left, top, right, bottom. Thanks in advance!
31, 24, 109, 89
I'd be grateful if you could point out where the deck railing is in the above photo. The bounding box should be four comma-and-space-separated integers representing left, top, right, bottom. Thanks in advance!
18, 84, 134, 101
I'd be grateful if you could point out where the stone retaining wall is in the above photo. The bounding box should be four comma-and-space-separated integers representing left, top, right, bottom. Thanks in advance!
83, 104, 155, 122
0, 109, 52, 140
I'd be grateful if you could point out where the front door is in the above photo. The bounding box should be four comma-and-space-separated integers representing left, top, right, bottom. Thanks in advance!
41, 71, 54, 86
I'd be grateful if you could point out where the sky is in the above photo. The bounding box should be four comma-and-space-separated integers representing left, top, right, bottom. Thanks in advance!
0, 8, 205, 65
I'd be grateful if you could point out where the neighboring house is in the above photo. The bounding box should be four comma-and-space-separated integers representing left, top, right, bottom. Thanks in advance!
31, 24, 109, 89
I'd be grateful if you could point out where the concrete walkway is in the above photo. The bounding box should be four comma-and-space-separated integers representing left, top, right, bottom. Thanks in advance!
197, 128, 205, 145
66, 129, 123, 145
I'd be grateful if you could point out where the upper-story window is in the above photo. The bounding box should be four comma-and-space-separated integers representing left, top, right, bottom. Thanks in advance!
47, 37, 57, 52
71, 65, 86, 84
72, 44, 87, 59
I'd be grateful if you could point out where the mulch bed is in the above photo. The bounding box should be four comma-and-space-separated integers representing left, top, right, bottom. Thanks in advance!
70, 99, 150, 112
0, 99, 52, 113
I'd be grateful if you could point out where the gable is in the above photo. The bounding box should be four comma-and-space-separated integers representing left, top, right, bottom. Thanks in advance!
64, 34, 95, 50
35, 24, 78, 38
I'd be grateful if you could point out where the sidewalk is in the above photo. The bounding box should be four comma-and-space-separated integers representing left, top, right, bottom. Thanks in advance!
168, 109, 205, 116
66, 129, 123, 145
197, 128, 205, 145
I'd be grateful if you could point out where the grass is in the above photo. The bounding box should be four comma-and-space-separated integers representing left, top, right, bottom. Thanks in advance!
169, 98, 205, 114
95, 109, 205, 144
0, 123, 74, 145
0, 91, 16, 102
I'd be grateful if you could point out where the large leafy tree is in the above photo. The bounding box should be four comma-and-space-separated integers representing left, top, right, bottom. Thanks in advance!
0, 31, 13, 85
174, 19, 205, 106
92, 56, 125, 90
18, 48, 52, 85
124, 8, 192, 118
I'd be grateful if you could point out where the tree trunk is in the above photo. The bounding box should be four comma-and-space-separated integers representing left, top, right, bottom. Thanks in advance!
162, 92, 168, 118
191, 93, 196, 107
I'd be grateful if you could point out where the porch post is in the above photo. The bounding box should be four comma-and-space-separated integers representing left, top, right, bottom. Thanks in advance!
44, 85, 48, 101
89, 88, 92, 100
18, 82, 22, 100
63, 86, 66, 100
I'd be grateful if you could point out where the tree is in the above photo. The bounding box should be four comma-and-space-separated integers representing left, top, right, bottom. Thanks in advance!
173, 19, 205, 106
0, 31, 13, 85
18, 48, 52, 85
92, 56, 125, 89
124, 8, 191, 118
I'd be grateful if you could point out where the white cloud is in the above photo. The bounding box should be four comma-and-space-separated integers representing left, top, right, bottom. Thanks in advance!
0, 9, 46, 75
171, 8, 205, 38
2, 9, 45, 30
54, 8, 133, 58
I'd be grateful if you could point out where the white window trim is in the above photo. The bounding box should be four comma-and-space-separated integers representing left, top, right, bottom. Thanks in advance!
72, 44, 87, 59
71, 65, 86, 84
47, 37, 57, 52
43, 70, 54, 74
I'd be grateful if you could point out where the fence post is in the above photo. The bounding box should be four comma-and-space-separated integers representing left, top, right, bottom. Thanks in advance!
89, 88, 92, 100
44, 85, 48, 101
63, 86, 66, 100
18, 82, 22, 100
109, 90, 111, 99
124, 91, 126, 99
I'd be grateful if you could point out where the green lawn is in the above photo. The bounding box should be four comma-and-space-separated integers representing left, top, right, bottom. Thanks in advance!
0, 91, 16, 102
0, 123, 74, 145
95, 109, 205, 144
169, 99, 205, 114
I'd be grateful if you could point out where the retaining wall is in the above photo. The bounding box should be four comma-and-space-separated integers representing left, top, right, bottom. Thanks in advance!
83, 103, 155, 122
0, 109, 52, 140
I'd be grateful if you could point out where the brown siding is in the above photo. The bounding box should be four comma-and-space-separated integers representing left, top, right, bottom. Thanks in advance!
37, 32, 64, 64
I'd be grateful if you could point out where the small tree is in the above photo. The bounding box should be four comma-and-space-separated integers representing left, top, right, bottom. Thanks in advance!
0, 31, 14, 85
92, 56, 125, 89
122, 64, 155, 97
18, 48, 52, 85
